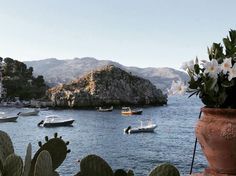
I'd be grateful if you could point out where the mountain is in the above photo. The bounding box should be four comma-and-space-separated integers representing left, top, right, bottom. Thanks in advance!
24, 57, 188, 91
47, 65, 167, 108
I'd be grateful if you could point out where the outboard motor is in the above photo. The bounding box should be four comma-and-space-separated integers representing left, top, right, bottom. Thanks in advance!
37, 120, 44, 127
125, 126, 132, 134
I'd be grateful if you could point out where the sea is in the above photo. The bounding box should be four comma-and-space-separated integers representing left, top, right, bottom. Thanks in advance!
0, 95, 207, 176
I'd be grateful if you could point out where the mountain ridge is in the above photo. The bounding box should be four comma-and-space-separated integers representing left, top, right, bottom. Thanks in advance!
24, 57, 188, 91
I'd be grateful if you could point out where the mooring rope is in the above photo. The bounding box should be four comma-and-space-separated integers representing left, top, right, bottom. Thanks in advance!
189, 109, 202, 175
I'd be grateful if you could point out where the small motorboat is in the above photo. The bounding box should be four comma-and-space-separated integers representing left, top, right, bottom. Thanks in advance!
121, 107, 143, 115
0, 113, 18, 123
38, 115, 75, 127
97, 106, 113, 112
124, 121, 157, 134
18, 109, 39, 116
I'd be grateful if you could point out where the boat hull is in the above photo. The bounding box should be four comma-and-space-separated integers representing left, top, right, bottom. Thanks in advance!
19, 110, 39, 116
128, 125, 157, 134
43, 120, 75, 127
0, 116, 18, 123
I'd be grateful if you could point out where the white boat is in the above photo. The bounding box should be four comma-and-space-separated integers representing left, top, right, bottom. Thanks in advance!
97, 106, 113, 112
0, 113, 18, 123
18, 109, 39, 116
124, 120, 157, 134
38, 115, 75, 127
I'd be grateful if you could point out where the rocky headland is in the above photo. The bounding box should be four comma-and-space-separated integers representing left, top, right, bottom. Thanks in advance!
47, 65, 167, 108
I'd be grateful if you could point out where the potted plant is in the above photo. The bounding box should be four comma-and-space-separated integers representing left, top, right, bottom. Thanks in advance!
169, 29, 236, 175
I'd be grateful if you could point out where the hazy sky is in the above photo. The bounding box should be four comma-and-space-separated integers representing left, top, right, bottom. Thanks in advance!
0, 0, 236, 69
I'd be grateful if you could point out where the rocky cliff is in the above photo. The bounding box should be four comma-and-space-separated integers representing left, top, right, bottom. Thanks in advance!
47, 65, 167, 108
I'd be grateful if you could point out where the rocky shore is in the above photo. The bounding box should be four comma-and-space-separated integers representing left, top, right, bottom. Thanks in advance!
47, 65, 167, 108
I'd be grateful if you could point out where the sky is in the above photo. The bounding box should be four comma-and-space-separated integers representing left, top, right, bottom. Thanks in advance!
0, 0, 236, 69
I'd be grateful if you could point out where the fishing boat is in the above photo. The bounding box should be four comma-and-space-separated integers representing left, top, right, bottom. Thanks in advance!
121, 107, 143, 115
38, 115, 75, 127
18, 109, 39, 116
97, 106, 113, 112
0, 113, 18, 122
124, 120, 157, 134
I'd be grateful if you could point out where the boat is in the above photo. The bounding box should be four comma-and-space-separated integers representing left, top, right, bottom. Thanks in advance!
97, 106, 113, 112
0, 114, 18, 123
121, 107, 143, 115
38, 115, 75, 127
18, 109, 39, 116
124, 120, 157, 134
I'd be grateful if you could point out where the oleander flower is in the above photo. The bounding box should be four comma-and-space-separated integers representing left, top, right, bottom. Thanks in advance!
221, 57, 232, 74
168, 80, 187, 95
228, 63, 236, 81
169, 29, 236, 108
203, 59, 220, 79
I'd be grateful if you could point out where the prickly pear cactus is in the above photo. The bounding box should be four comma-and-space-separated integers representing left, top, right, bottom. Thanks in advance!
114, 169, 127, 176
34, 150, 53, 176
0, 130, 14, 163
29, 133, 69, 175
22, 143, 32, 176
127, 170, 134, 176
80, 154, 113, 176
148, 163, 180, 176
3, 153, 23, 176
0, 159, 3, 173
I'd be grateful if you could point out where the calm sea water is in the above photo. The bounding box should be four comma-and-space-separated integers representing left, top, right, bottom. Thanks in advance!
0, 96, 207, 175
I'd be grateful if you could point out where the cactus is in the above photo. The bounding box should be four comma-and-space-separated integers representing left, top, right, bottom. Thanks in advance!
0, 159, 3, 173
29, 133, 69, 175
0, 130, 14, 163
22, 143, 32, 176
114, 169, 127, 176
127, 170, 134, 176
34, 150, 53, 176
3, 153, 23, 176
80, 154, 113, 176
148, 163, 180, 176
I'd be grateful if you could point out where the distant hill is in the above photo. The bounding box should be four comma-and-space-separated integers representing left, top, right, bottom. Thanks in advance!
25, 57, 188, 91
47, 65, 167, 108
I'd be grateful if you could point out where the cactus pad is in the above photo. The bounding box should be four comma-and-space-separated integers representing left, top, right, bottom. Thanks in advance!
127, 170, 134, 176
22, 143, 32, 176
114, 169, 127, 176
0, 130, 14, 163
80, 154, 113, 176
3, 153, 23, 176
148, 163, 180, 176
34, 150, 53, 176
30, 133, 69, 175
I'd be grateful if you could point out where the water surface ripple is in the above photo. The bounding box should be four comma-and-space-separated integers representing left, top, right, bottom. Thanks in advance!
0, 96, 207, 175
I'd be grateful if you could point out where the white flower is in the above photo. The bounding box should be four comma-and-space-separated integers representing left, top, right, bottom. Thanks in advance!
180, 60, 194, 71
168, 80, 187, 95
221, 57, 232, 74
228, 63, 236, 81
203, 59, 220, 79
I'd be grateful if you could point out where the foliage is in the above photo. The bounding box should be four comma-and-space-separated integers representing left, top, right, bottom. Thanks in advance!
0, 57, 47, 100
0, 130, 181, 175
0, 130, 69, 176
169, 29, 236, 108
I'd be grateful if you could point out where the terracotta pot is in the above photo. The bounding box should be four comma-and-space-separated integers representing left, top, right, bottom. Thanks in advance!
195, 107, 236, 175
